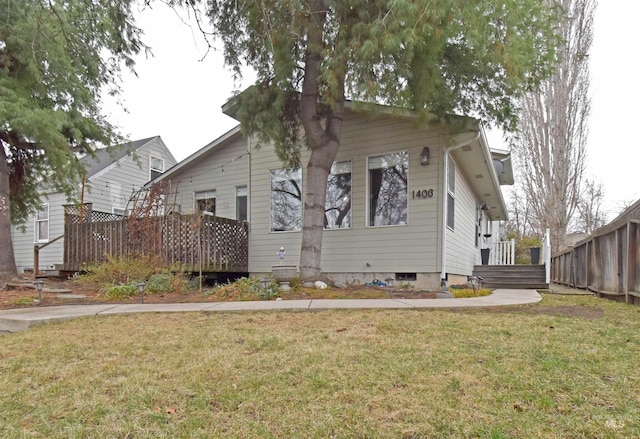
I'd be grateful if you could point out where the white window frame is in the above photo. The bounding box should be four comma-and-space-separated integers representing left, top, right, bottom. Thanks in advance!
270, 168, 302, 232
35, 204, 49, 243
112, 207, 127, 217
447, 155, 456, 231
325, 161, 352, 229
366, 151, 409, 227
195, 190, 216, 216
236, 186, 248, 222
150, 155, 165, 180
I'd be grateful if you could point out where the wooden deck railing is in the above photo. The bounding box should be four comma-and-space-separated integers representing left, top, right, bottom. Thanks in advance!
63, 209, 248, 273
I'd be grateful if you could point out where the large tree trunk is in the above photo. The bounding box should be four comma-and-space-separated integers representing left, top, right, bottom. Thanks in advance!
297, 0, 346, 280
0, 147, 18, 280
300, 141, 340, 279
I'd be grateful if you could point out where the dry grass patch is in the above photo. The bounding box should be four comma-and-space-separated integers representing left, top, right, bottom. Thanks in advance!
1, 294, 639, 438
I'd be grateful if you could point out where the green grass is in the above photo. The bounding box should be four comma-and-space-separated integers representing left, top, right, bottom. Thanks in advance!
1, 293, 639, 438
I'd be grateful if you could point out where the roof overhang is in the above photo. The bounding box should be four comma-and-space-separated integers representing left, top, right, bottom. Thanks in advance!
450, 128, 511, 221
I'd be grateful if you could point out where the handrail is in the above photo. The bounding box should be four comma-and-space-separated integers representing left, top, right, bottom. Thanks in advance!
487, 239, 515, 265
33, 234, 64, 275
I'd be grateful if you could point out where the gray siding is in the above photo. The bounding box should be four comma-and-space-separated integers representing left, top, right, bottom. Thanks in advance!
248, 111, 446, 284
166, 133, 248, 218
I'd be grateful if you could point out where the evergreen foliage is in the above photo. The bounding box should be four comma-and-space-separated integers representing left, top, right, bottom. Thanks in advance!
0, 0, 145, 275
201, 0, 562, 278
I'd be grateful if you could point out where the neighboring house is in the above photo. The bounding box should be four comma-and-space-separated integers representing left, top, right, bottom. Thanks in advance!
154, 103, 512, 290
11, 136, 177, 273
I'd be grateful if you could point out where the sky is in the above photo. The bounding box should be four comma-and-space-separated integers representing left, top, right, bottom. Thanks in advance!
104, 1, 640, 221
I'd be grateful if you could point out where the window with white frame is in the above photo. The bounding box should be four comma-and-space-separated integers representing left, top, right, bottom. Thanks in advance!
368, 151, 408, 226
325, 161, 352, 229
270, 168, 302, 232
447, 155, 456, 230
112, 207, 127, 217
195, 190, 216, 216
236, 186, 247, 221
35, 204, 49, 242
150, 156, 165, 180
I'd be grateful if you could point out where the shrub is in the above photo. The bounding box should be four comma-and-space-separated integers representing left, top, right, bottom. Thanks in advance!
102, 282, 138, 300
205, 277, 279, 301
77, 255, 199, 296
448, 287, 492, 298
79, 254, 165, 285
145, 273, 177, 294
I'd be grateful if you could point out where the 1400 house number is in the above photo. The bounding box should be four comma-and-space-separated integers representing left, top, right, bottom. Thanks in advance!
412, 189, 434, 199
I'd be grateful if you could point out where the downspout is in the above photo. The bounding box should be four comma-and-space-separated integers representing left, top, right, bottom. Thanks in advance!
440, 131, 481, 288
246, 134, 252, 274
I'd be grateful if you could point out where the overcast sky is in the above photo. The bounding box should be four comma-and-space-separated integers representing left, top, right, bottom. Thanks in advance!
104, 1, 639, 220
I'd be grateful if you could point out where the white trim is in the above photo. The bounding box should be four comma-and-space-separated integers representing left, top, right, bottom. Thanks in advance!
269, 167, 303, 233
324, 160, 352, 230
150, 155, 165, 180
34, 204, 50, 243
365, 150, 409, 228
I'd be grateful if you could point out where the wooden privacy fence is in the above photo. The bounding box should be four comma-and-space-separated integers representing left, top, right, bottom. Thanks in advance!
63, 207, 248, 273
551, 218, 640, 305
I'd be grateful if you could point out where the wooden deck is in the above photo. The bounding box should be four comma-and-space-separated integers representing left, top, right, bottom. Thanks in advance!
63, 208, 248, 273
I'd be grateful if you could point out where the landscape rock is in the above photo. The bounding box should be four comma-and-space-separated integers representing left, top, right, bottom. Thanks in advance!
314, 281, 328, 289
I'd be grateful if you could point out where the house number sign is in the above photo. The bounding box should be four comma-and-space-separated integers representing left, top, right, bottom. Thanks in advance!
411, 189, 434, 199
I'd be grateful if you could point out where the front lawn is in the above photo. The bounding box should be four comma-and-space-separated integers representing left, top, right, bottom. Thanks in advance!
1, 293, 638, 438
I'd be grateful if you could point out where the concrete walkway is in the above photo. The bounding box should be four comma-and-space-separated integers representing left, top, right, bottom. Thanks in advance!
0, 289, 541, 333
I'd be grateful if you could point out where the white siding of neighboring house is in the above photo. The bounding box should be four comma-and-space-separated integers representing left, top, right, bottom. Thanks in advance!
164, 133, 248, 218
10, 136, 177, 272
11, 192, 67, 272
248, 110, 450, 288
86, 136, 176, 213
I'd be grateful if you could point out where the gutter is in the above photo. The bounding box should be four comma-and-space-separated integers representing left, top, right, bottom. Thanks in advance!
441, 130, 481, 288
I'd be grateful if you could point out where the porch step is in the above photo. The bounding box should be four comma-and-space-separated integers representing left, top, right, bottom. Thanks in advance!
473, 264, 548, 290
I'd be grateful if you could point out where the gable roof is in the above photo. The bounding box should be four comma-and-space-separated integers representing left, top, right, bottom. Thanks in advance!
81, 136, 159, 178
150, 126, 242, 185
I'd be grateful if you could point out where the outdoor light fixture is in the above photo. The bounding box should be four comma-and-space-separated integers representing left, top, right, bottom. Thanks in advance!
260, 278, 270, 291
420, 147, 430, 166
137, 282, 145, 304
33, 280, 44, 303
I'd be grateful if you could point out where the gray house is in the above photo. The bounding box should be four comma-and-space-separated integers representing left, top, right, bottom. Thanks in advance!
154, 104, 512, 290
11, 136, 177, 273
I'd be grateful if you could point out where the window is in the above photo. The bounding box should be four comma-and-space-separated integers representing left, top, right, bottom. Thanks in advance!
195, 190, 216, 216
270, 168, 302, 232
475, 204, 480, 247
368, 151, 408, 226
35, 204, 49, 242
236, 186, 247, 221
447, 155, 455, 230
325, 161, 351, 229
150, 156, 165, 180
113, 207, 127, 217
